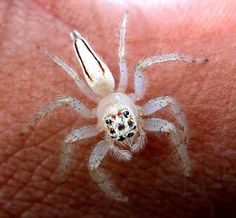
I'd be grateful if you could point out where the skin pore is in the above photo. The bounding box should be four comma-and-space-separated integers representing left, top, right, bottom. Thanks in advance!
0, 0, 235, 217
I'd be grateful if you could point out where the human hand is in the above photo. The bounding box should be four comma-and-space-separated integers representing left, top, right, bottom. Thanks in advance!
0, 1, 235, 217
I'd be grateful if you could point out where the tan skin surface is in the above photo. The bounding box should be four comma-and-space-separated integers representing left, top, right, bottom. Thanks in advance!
0, 1, 236, 217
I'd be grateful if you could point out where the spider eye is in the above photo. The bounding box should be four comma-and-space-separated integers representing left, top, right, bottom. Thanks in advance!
123, 110, 129, 118
127, 132, 134, 138
128, 120, 134, 127
105, 119, 112, 125
110, 128, 115, 134
118, 136, 125, 141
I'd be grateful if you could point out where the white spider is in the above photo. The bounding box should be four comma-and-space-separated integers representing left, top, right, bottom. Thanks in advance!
34, 15, 207, 202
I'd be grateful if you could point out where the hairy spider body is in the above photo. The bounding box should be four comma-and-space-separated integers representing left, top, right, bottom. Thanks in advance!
34, 15, 207, 202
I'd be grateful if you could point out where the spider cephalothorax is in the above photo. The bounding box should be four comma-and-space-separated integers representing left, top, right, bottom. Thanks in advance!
34, 15, 207, 202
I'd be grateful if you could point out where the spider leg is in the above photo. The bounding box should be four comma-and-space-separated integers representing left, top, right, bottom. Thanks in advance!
143, 118, 191, 177
89, 140, 128, 202
142, 96, 189, 144
44, 51, 99, 102
59, 125, 99, 181
33, 96, 96, 126
134, 53, 208, 100
117, 14, 128, 93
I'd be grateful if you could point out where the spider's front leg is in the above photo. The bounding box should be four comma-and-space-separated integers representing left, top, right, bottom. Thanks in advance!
142, 96, 191, 176
143, 118, 191, 177
60, 125, 100, 180
142, 96, 189, 142
33, 96, 96, 126
134, 53, 208, 100
89, 140, 129, 202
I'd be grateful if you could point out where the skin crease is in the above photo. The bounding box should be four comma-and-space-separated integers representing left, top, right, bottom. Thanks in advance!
0, 0, 236, 217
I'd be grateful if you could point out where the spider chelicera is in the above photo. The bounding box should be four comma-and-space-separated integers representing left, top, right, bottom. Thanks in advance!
34, 15, 207, 202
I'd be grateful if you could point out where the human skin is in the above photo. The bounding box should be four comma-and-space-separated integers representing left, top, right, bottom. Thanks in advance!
0, 0, 236, 218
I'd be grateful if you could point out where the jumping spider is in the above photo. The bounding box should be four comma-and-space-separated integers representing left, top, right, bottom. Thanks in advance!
34, 15, 208, 202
